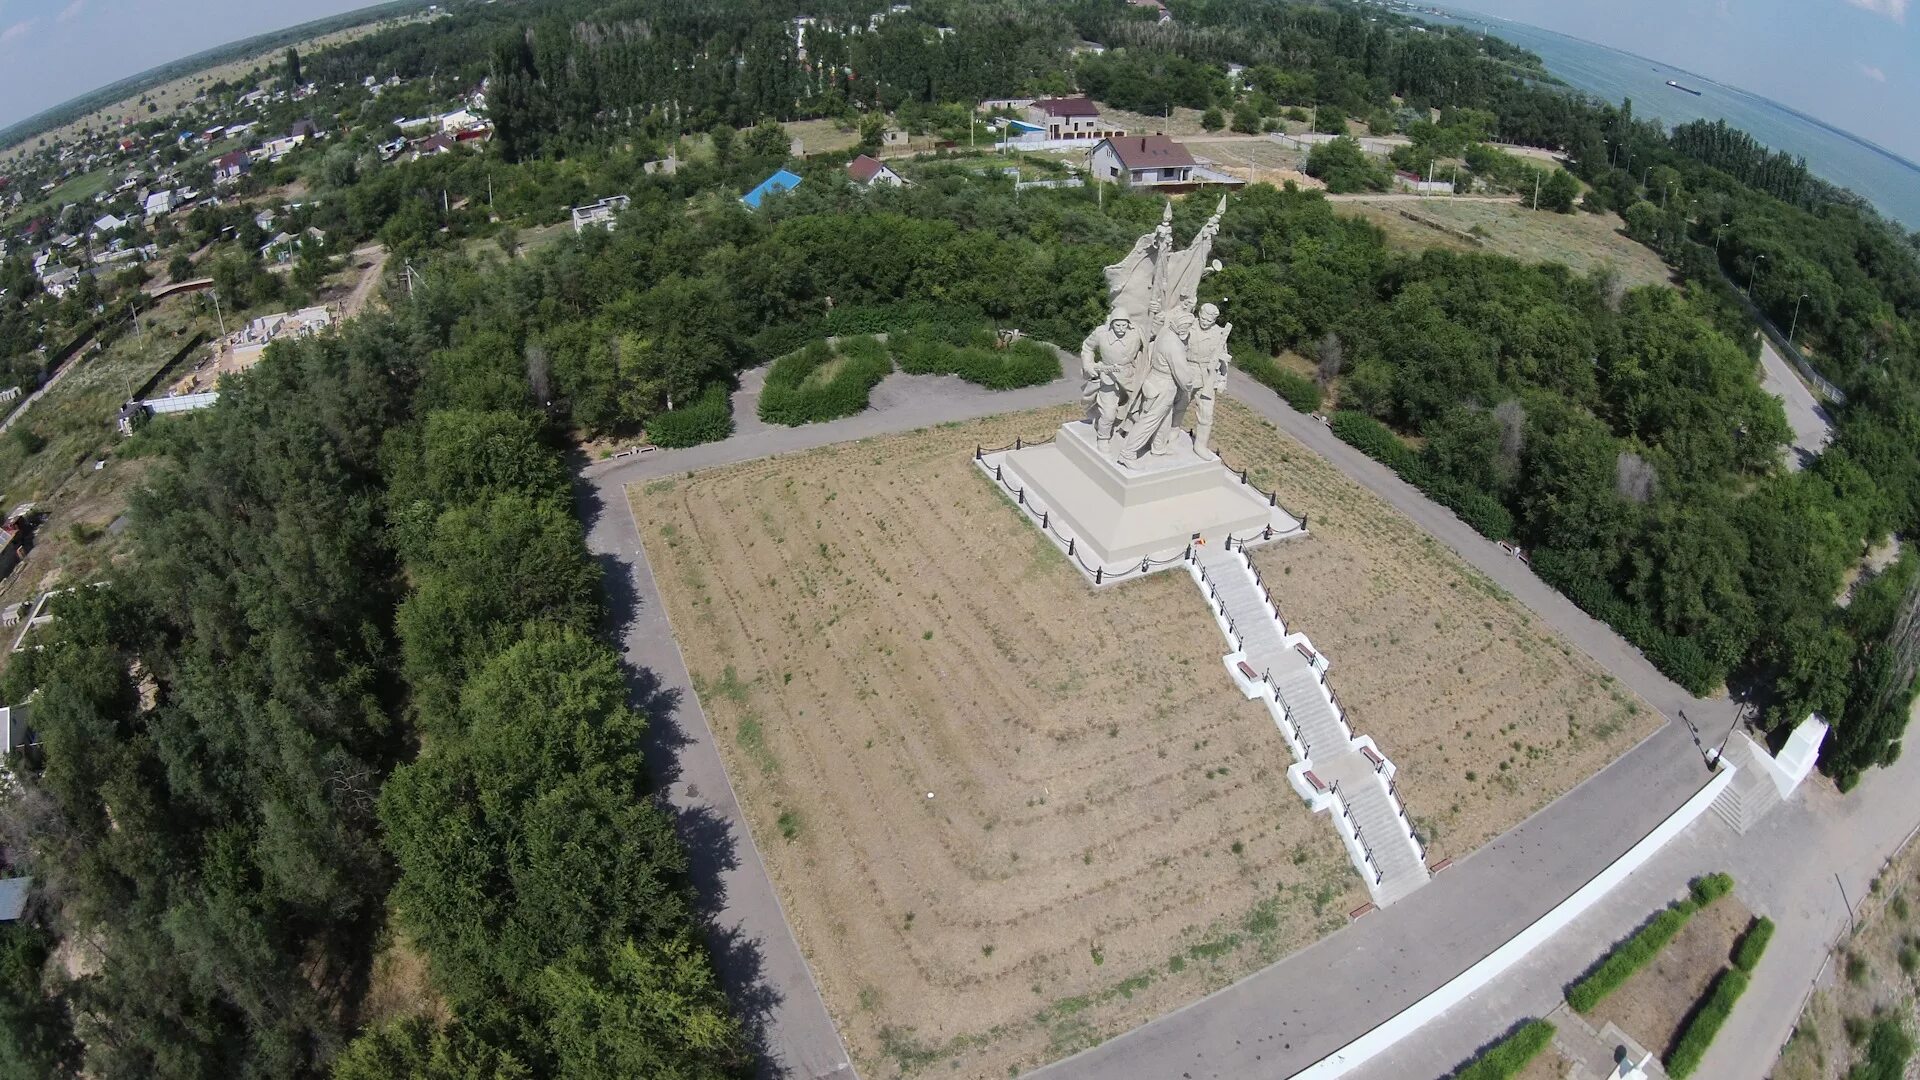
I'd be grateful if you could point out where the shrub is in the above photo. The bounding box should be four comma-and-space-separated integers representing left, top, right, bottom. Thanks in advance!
1330, 411, 1514, 540
1851, 1019, 1916, 1080
1241, 354, 1323, 413
1529, 546, 1726, 694
759, 337, 893, 425
893, 326, 1059, 389
1331, 410, 1422, 473
1666, 967, 1749, 1078
646, 382, 734, 448
1732, 916, 1774, 973
1567, 901, 1700, 1013
1690, 872, 1735, 906
1452, 1019, 1556, 1080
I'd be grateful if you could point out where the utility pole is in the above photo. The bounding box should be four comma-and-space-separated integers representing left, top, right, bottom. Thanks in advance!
1532, 170, 1541, 210
210, 288, 226, 338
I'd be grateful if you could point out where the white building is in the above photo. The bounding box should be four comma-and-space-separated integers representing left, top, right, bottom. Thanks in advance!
1091, 135, 1198, 190
570, 195, 631, 233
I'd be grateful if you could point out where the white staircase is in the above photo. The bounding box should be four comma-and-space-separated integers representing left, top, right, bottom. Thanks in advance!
1192, 543, 1431, 907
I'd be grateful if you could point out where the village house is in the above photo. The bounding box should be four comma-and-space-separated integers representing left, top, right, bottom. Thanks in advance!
213, 150, 251, 185
847, 154, 906, 188
1091, 134, 1199, 190
1026, 97, 1125, 142
570, 195, 631, 233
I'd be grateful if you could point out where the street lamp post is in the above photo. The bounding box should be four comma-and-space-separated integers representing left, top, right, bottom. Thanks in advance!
1748, 253, 1766, 298
1789, 292, 1810, 347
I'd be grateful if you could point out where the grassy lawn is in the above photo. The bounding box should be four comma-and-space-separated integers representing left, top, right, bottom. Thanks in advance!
1337, 198, 1674, 289
0, 295, 212, 615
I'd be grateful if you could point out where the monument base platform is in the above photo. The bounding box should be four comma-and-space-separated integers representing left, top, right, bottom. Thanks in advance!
977, 421, 1305, 584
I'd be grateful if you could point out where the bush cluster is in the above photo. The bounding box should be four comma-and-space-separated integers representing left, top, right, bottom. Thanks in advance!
759, 336, 894, 426
894, 325, 1059, 389
646, 381, 734, 448
1330, 411, 1516, 540
1732, 915, 1774, 973
1530, 547, 1724, 695
1567, 900, 1702, 1013
1690, 871, 1735, 906
1665, 968, 1750, 1078
1240, 354, 1323, 413
1851, 1019, 1917, 1080
1453, 1019, 1556, 1080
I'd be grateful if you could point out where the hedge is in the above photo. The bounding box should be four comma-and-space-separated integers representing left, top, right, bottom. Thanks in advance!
894, 326, 1060, 389
1567, 900, 1701, 1013
1241, 354, 1323, 413
759, 337, 894, 426
1850, 1019, 1916, 1080
1665, 967, 1749, 1078
1732, 916, 1774, 973
646, 382, 734, 448
1329, 411, 1514, 540
1453, 1020, 1556, 1080
1690, 872, 1734, 906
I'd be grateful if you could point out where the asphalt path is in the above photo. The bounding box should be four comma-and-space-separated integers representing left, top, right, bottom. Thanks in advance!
1756, 336, 1834, 471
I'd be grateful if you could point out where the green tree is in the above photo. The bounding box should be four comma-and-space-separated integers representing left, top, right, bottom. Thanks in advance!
1200, 105, 1225, 132
1304, 137, 1385, 194
1539, 168, 1580, 212
745, 118, 789, 159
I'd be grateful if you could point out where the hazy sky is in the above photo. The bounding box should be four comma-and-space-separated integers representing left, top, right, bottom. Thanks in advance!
0, 0, 1914, 161
0, 0, 372, 131
1448, 0, 1919, 161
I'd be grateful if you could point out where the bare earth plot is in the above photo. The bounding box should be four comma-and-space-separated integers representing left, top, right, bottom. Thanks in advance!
1337, 198, 1675, 290
1589, 896, 1752, 1061
632, 400, 1655, 1077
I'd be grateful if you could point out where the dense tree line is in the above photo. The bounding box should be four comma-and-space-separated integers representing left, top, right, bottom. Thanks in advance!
0, 252, 745, 1077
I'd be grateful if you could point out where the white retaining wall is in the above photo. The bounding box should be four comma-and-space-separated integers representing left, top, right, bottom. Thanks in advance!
1291, 762, 1738, 1078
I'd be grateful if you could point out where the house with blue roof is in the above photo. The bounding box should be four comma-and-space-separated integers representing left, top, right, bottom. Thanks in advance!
742, 168, 803, 210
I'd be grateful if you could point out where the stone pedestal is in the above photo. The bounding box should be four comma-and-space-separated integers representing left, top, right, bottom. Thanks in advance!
979, 421, 1300, 574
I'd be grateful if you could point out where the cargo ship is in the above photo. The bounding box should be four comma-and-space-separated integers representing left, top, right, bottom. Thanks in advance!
1666, 79, 1703, 96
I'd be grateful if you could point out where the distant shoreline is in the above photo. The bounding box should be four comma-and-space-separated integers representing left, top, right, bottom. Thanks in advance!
1426, 3, 1920, 177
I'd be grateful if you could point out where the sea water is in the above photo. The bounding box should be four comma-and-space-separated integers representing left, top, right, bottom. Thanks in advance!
1419, 7, 1920, 229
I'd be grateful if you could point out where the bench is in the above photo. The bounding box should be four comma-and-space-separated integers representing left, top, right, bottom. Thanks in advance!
1348, 902, 1377, 921
1236, 660, 1260, 682
1361, 746, 1386, 768
1294, 642, 1317, 663
1303, 770, 1326, 793
1429, 857, 1453, 874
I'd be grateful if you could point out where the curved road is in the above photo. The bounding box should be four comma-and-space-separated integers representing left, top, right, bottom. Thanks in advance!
579, 363, 1885, 1080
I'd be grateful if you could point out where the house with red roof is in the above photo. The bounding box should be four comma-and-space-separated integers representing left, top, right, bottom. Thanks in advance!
1025, 97, 1126, 142
846, 154, 906, 188
1091, 135, 1199, 190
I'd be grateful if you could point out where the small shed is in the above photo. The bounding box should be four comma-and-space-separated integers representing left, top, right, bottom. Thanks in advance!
0, 877, 29, 923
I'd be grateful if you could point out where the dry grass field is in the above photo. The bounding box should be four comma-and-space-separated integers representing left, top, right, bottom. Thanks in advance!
1216, 404, 1656, 858
1776, 829, 1920, 1079
1337, 198, 1675, 290
631, 400, 1655, 1077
